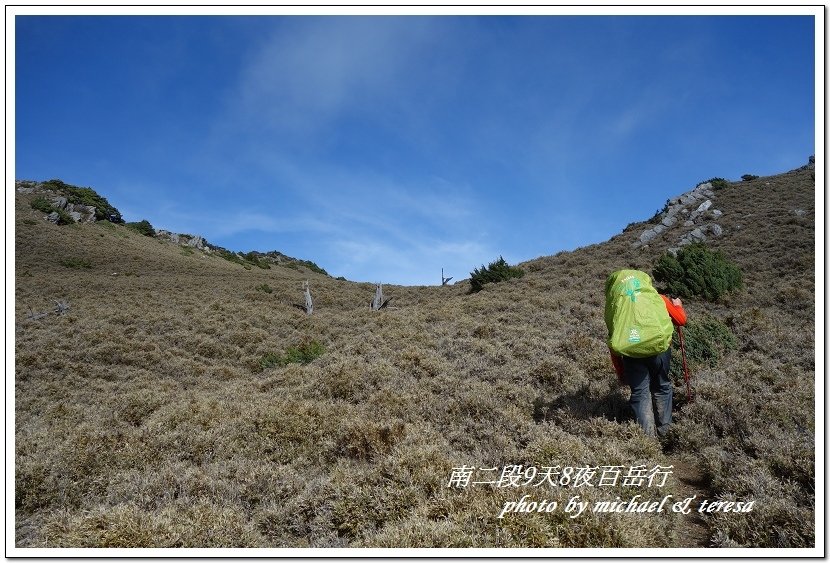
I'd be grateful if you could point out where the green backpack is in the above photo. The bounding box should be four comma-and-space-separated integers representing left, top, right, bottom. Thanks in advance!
604, 269, 674, 358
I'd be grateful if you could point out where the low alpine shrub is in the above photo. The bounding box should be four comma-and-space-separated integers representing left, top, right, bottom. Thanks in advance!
260, 339, 325, 369
741, 174, 759, 182
469, 256, 524, 293
30, 197, 73, 224
653, 243, 742, 301
669, 316, 736, 382
60, 257, 92, 269
242, 252, 272, 270
260, 352, 284, 370
215, 248, 247, 267
53, 208, 74, 225
700, 177, 730, 191
298, 260, 329, 276
126, 219, 156, 237
30, 197, 54, 213
284, 339, 325, 365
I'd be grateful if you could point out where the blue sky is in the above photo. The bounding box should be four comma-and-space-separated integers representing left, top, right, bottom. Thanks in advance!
14, 13, 817, 285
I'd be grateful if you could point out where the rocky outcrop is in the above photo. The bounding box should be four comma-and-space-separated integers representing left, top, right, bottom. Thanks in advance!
155, 230, 209, 251
18, 180, 211, 254
648, 154, 813, 253
15, 180, 41, 194
155, 230, 180, 244
633, 181, 725, 251
17, 180, 97, 223
181, 235, 207, 250
49, 196, 97, 223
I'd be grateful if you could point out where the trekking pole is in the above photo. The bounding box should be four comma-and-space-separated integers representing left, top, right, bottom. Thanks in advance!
677, 326, 694, 403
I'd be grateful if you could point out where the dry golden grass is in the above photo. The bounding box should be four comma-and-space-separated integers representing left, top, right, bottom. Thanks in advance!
14, 165, 815, 549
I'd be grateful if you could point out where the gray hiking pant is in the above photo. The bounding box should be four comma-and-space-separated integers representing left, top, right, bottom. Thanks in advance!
622, 348, 673, 437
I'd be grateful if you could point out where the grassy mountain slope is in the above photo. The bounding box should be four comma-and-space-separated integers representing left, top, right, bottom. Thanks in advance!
14, 164, 815, 548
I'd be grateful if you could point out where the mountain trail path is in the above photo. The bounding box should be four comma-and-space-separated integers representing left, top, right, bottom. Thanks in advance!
666, 454, 712, 547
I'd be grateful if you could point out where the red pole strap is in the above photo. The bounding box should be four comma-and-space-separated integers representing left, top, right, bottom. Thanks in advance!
678, 326, 693, 402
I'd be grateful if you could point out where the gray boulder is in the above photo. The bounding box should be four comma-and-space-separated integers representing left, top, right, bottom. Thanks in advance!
679, 227, 707, 247
696, 199, 712, 213
664, 203, 684, 218
679, 192, 700, 205
690, 199, 712, 221
65, 204, 96, 222
639, 229, 660, 245
155, 230, 208, 251
689, 227, 706, 241
156, 230, 180, 244
184, 235, 206, 250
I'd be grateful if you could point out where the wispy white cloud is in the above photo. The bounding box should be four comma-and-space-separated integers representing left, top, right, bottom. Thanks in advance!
233, 17, 441, 138
207, 211, 336, 239
143, 146, 495, 284
266, 167, 493, 284
329, 232, 491, 286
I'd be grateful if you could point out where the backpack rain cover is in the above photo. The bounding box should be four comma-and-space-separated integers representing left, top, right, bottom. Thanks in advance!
604, 269, 674, 358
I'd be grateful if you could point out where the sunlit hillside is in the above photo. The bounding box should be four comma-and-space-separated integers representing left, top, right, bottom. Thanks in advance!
14, 161, 815, 549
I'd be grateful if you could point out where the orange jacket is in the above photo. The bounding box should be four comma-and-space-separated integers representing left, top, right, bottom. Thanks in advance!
660, 295, 687, 327
609, 295, 687, 380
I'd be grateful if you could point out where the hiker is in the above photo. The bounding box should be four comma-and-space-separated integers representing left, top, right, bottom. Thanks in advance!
604, 270, 686, 438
